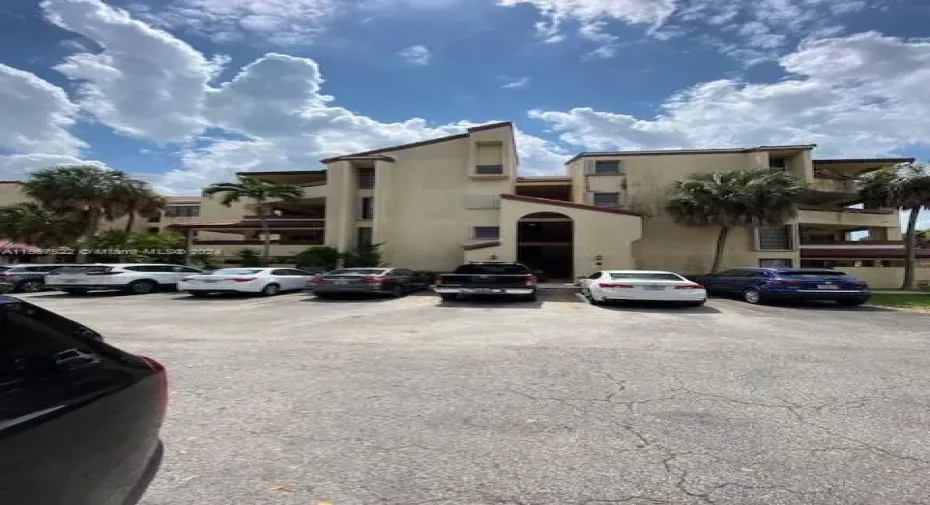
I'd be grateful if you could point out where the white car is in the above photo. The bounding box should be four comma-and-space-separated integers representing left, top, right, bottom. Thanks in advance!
177, 267, 316, 297
580, 270, 707, 307
45, 263, 205, 295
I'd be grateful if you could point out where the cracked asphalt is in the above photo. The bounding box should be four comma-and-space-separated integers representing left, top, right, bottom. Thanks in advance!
19, 289, 930, 505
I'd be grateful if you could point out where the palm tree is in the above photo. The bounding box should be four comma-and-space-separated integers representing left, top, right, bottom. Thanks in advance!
0, 202, 84, 248
859, 162, 930, 290
106, 180, 166, 233
202, 175, 303, 264
666, 169, 806, 273
21, 165, 132, 262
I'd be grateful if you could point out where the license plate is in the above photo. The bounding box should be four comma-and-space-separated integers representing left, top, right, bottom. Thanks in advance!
817, 284, 838, 289
334, 279, 348, 285
643, 285, 665, 290
61, 279, 78, 283
472, 288, 492, 293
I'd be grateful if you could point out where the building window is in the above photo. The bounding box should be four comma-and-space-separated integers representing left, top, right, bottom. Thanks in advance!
770, 158, 787, 169
759, 258, 792, 268
359, 197, 374, 220
464, 195, 501, 209
147, 215, 161, 223
593, 160, 622, 175
358, 167, 375, 189
357, 227, 373, 247
473, 226, 500, 240
757, 225, 794, 250
593, 192, 620, 207
475, 164, 504, 175
164, 205, 201, 217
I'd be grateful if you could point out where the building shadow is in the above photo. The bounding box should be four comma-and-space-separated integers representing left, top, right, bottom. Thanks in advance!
592, 300, 722, 314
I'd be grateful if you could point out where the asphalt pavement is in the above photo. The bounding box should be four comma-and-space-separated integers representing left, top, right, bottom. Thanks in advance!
19, 290, 930, 505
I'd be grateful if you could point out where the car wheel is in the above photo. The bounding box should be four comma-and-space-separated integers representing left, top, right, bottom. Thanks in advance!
521, 292, 537, 302
439, 294, 457, 301
19, 280, 43, 293
391, 285, 405, 298
742, 288, 762, 304
837, 299, 867, 307
129, 280, 157, 295
262, 283, 281, 296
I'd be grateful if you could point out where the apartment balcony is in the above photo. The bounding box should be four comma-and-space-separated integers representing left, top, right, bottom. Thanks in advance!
808, 174, 861, 195
796, 207, 898, 228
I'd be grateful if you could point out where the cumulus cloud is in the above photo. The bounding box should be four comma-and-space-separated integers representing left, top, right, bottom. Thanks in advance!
0, 154, 108, 181
43, 0, 221, 142
398, 45, 431, 65
0, 64, 85, 156
131, 0, 339, 45
530, 32, 930, 158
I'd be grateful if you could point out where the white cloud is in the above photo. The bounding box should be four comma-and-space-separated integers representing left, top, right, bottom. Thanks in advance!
529, 32, 930, 158
0, 154, 108, 181
0, 64, 85, 156
501, 76, 531, 89
43, 0, 222, 142
131, 0, 339, 45
398, 45, 431, 65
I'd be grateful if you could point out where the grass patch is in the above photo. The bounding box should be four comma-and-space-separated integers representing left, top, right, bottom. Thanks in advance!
868, 293, 930, 311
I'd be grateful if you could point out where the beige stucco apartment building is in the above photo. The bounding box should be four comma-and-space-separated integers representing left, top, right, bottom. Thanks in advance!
2, 122, 928, 288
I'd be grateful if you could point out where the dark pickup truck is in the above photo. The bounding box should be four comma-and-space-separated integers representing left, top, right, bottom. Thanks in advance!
433, 262, 538, 302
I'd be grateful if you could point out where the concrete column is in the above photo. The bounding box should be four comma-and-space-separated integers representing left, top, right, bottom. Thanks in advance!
183, 228, 193, 265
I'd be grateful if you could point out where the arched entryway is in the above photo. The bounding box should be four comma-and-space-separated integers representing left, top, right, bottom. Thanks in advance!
517, 212, 573, 281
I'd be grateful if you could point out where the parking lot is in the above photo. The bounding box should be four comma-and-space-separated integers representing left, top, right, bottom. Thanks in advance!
19, 290, 930, 505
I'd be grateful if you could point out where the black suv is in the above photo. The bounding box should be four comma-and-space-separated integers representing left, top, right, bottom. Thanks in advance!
0, 264, 77, 293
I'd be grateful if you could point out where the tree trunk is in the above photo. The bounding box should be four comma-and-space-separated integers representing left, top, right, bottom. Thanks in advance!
123, 211, 135, 234
901, 206, 921, 291
76, 208, 101, 263
710, 226, 730, 274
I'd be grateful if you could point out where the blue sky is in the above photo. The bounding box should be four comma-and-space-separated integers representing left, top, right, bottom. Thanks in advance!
0, 0, 928, 230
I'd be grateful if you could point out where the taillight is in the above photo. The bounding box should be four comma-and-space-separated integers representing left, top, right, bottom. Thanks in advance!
230, 277, 256, 282
308, 276, 324, 285
526, 275, 537, 287
854, 282, 869, 289
362, 276, 383, 284
675, 284, 704, 290
0, 273, 11, 278
599, 283, 633, 288
140, 356, 167, 422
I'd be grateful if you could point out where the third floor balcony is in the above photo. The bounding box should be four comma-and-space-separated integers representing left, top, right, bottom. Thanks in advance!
796, 207, 898, 228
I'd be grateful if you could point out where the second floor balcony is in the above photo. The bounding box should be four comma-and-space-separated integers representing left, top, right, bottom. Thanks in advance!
796, 207, 898, 228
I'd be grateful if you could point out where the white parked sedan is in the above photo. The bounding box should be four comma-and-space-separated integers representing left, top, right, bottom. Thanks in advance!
580, 270, 707, 306
177, 267, 316, 297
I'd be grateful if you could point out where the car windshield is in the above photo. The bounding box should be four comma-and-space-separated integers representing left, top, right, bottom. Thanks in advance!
779, 270, 847, 277
453, 264, 530, 275
211, 268, 264, 275
609, 272, 683, 281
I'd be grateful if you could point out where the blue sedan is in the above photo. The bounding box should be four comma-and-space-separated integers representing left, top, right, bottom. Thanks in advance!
696, 267, 871, 306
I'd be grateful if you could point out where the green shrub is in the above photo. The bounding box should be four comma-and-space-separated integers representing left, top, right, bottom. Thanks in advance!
235, 248, 262, 266
340, 243, 385, 268
294, 246, 341, 271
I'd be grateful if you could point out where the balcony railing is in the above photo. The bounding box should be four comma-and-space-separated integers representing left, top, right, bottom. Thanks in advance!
797, 207, 898, 228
